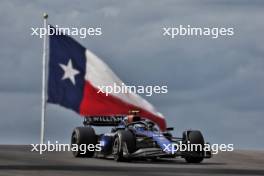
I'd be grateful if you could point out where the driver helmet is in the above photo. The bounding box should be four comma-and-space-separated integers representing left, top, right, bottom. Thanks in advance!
134, 123, 146, 130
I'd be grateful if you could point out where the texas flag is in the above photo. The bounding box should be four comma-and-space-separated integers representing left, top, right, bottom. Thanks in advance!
47, 29, 166, 130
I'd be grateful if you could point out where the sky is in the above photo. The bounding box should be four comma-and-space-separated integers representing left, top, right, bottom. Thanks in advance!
0, 0, 263, 149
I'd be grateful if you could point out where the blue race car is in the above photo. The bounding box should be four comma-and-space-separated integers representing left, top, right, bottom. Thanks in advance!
71, 115, 211, 163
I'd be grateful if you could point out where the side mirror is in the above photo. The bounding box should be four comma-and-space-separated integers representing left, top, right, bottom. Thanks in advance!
166, 127, 174, 131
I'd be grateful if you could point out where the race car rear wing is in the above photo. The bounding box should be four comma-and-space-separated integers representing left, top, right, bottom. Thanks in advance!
83, 116, 125, 126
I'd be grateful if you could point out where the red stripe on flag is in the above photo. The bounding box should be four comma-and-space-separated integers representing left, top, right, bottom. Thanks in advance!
79, 81, 167, 131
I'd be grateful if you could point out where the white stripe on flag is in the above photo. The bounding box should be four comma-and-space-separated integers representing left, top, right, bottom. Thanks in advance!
84, 49, 164, 119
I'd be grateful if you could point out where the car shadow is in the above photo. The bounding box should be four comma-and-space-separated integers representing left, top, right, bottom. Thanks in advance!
98, 157, 226, 165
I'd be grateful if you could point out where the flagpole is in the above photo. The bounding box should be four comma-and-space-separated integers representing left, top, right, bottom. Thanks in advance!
41, 13, 48, 144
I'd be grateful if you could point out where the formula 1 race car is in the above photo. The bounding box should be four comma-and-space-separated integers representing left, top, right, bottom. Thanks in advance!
71, 115, 212, 163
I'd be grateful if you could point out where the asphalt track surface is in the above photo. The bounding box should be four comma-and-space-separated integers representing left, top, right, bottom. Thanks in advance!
0, 145, 263, 176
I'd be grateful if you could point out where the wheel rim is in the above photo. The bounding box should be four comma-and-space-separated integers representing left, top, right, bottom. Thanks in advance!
72, 133, 77, 144
71, 133, 78, 156
112, 137, 119, 159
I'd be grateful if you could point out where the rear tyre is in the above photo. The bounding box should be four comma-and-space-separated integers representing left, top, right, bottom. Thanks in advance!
183, 130, 204, 163
71, 127, 97, 158
112, 130, 136, 162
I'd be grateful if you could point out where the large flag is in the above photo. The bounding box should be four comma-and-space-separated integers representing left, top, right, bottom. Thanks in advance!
47, 29, 166, 130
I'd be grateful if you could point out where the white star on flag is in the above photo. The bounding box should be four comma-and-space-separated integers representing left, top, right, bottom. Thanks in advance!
59, 59, 80, 85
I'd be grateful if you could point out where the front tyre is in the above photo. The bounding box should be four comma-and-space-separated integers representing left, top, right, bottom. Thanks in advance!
112, 130, 136, 162
183, 130, 204, 163
71, 127, 97, 158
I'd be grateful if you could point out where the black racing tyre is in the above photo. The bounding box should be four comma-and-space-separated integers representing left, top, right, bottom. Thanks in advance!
112, 130, 136, 162
183, 130, 205, 163
71, 127, 97, 158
